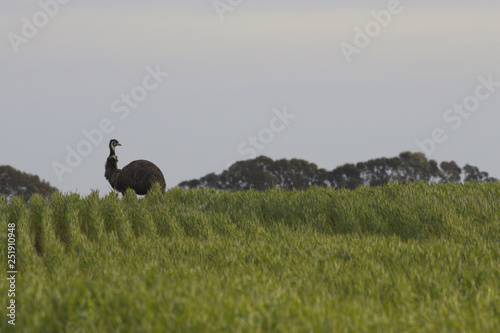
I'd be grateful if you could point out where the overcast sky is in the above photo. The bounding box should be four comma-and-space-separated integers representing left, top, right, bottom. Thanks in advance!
1, 0, 499, 195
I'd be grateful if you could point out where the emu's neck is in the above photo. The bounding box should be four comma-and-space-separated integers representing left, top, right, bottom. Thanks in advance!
105, 155, 120, 183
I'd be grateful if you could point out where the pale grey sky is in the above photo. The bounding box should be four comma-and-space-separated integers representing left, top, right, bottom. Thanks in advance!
1, 1, 499, 195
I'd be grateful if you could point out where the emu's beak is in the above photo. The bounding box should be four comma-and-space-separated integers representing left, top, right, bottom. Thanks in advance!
116, 142, 122, 146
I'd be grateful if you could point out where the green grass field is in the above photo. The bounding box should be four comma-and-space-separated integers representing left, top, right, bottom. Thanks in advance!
1, 182, 499, 332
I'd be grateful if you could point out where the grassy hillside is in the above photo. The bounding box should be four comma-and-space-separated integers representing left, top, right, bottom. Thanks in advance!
1, 182, 499, 332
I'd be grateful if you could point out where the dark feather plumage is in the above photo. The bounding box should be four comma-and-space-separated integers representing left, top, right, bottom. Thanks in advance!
105, 139, 166, 195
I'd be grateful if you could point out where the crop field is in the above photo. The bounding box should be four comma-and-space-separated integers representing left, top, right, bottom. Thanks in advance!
1, 182, 500, 332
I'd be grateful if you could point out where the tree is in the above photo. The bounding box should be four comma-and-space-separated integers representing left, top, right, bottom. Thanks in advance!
463, 164, 494, 182
440, 161, 462, 183
0, 165, 58, 200
330, 164, 362, 189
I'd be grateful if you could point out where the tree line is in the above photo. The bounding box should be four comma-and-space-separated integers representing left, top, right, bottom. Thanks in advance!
1, 152, 496, 198
179, 152, 496, 191
0, 165, 58, 200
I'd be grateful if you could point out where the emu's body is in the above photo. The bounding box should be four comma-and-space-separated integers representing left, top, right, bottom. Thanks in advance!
105, 140, 166, 195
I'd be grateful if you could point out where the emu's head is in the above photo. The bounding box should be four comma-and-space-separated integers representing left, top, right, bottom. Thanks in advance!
109, 139, 122, 156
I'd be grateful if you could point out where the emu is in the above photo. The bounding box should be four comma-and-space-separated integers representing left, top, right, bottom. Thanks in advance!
105, 139, 166, 195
